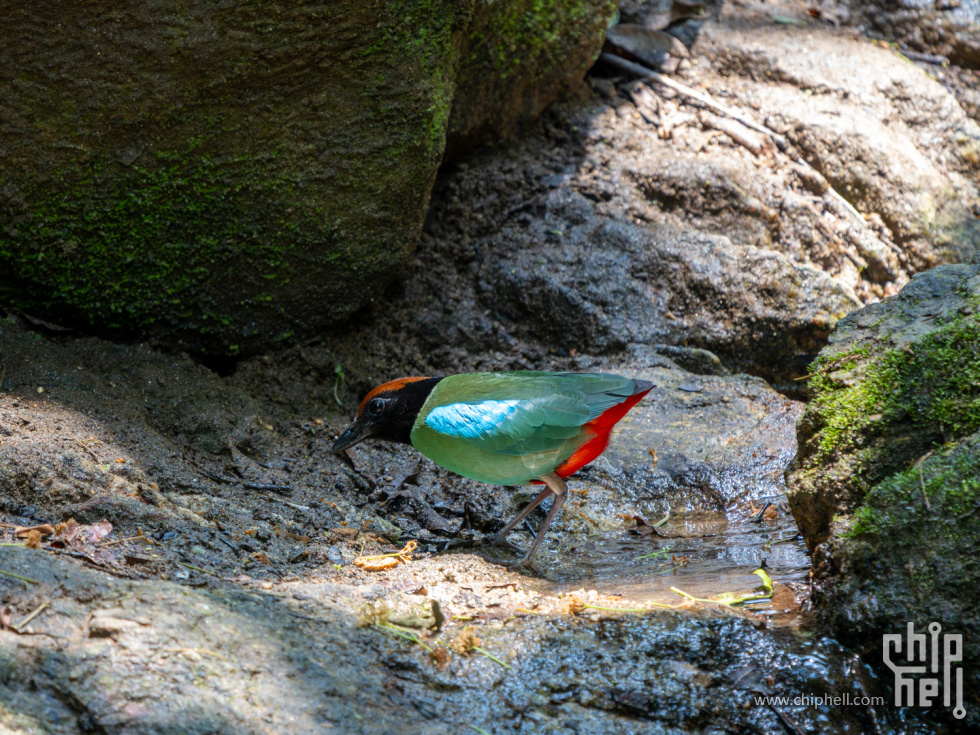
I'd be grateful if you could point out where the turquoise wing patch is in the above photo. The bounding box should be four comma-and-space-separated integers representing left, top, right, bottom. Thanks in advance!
424, 392, 592, 456
425, 400, 523, 439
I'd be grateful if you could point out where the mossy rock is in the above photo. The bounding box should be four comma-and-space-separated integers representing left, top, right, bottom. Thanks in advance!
787, 253, 980, 726
0, 1, 614, 355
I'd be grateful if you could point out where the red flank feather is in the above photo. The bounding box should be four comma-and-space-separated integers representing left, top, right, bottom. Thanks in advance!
536, 385, 653, 481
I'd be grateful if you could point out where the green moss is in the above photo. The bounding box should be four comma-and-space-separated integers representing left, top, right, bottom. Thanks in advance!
463, 0, 609, 82
808, 313, 980, 469
849, 438, 980, 537
836, 434, 980, 619
0, 146, 335, 340
1, 0, 607, 353
360, 0, 466, 153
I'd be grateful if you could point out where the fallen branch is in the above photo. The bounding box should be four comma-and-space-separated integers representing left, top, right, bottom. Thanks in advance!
701, 113, 768, 156
600, 52, 868, 227
600, 53, 788, 147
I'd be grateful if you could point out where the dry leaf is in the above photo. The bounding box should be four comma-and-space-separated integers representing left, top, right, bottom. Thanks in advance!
250, 551, 272, 565
353, 539, 418, 572
278, 529, 311, 543
87, 520, 113, 543
354, 556, 400, 571
450, 625, 483, 653
430, 646, 451, 670
14, 524, 55, 539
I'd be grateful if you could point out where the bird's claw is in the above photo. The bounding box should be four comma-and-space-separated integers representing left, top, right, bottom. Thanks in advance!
490, 533, 525, 555
505, 556, 536, 570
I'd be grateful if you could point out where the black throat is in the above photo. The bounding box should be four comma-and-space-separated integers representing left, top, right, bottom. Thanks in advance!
374, 377, 442, 445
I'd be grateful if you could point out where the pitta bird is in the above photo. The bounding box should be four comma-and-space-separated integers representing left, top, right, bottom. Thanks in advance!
332, 371, 652, 567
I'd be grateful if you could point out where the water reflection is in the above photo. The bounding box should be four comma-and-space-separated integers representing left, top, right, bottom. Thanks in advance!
531, 510, 809, 610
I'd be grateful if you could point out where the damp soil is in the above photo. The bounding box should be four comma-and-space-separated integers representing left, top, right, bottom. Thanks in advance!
3, 1, 977, 732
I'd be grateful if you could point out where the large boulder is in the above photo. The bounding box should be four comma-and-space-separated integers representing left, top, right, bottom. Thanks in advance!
842, 0, 980, 69
0, 0, 614, 355
787, 254, 980, 727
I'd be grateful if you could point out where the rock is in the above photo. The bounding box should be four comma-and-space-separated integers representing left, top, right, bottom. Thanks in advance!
481, 188, 858, 386
446, 0, 618, 157
0, 542, 876, 735
787, 254, 980, 727
373, 10, 980, 391
0, 1, 615, 355
578, 359, 803, 518
842, 0, 980, 68
704, 17, 980, 272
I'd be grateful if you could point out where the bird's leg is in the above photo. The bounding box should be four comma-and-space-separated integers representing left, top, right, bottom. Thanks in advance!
491, 487, 553, 552
511, 472, 567, 569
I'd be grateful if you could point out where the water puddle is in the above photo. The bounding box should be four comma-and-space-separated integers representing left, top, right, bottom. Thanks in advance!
530, 510, 810, 613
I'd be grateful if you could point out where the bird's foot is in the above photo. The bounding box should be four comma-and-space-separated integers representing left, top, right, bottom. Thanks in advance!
505, 555, 536, 571
473, 550, 540, 573
490, 532, 525, 555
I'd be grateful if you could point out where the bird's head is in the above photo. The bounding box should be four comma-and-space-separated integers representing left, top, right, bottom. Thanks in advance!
332, 376, 441, 453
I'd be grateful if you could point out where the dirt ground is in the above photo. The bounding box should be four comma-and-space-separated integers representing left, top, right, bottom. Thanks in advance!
3, 1, 978, 733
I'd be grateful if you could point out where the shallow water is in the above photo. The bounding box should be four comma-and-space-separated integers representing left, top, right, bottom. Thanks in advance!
531, 508, 809, 611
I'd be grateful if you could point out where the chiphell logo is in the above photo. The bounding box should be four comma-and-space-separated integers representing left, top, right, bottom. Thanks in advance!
883, 622, 965, 719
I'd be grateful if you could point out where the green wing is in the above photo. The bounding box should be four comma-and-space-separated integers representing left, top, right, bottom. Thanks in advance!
410, 372, 635, 484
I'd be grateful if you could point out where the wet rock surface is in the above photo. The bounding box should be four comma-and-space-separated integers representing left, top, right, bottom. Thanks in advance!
841, 0, 980, 68
0, 546, 883, 735
787, 254, 980, 728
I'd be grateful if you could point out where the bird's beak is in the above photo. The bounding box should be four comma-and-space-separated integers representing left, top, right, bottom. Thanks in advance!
332, 420, 370, 453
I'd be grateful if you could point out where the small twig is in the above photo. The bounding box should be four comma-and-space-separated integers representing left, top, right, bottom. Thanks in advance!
702, 114, 766, 155
199, 470, 240, 485
70, 435, 99, 461
816, 169, 867, 226
473, 646, 511, 669
244, 483, 292, 494
104, 534, 153, 547
897, 48, 948, 66
14, 602, 49, 630
580, 602, 671, 612
918, 464, 931, 511
914, 450, 936, 511
286, 611, 332, 624
769, 704, 807, 735
375, 622, 433, 652
602, 52, 869, 229
175, 561, 220, 578
752, 502, 772, 523
164, 647, 229, 662
0, 569, 39, 586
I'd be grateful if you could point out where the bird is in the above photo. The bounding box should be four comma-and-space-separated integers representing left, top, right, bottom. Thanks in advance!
332, 371, 652, 568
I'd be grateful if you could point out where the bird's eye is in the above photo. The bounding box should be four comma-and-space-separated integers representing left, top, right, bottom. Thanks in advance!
367, 398, 386, 416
